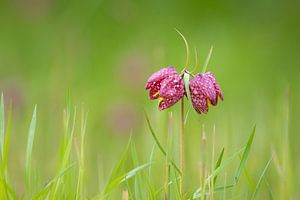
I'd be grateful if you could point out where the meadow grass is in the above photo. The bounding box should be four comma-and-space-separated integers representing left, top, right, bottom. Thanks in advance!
0, 92, 294, 199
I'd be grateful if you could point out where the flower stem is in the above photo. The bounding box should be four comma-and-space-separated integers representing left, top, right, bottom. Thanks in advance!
180, 98, 185, 197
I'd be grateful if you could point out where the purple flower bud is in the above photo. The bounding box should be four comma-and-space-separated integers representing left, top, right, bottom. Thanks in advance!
145, 66, 185, 110
189, 72, 223, 114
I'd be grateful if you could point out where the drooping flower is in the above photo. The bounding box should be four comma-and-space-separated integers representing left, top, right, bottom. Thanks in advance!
145, 66, 185, 110
189, 72, 223, 114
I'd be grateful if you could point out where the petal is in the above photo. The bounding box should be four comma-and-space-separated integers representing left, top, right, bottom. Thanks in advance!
189, 75, 210, 114
159, 75, 185, 99
202, 74, 218, 105
145, 66, 178, 90
145, 66, 180, 100
158, 97, 175, 111
158, 75, 185, 110
148, 81, 161, 99
206, 72, 223, 101
189, 92, 209, 113
189, 72, 223, 114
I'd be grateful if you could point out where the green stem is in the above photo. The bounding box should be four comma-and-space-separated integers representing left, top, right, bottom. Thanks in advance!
180, 98, 185, 197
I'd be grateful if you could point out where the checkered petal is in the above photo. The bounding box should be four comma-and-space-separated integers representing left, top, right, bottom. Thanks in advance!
206, 72, 224, 103
189, 72, 223, 114
145, 66, 178, 100
158, 75, 185, 110
145, 66, 185, 110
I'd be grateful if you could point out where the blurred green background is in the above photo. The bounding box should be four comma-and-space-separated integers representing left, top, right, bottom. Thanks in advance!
0, 0, 299, 198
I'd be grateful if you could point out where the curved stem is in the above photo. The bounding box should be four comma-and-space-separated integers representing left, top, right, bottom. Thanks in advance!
175, 29, 190, 72
180, 98, 185, 197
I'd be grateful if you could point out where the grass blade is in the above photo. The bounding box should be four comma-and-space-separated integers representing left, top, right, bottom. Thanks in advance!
235, 125, 256, 183
265, 180, 274, 200
104, 163, 151, 196
131, 142, 143, 200
207, 148, 244, 183
1, 102, 15, 200
251, 157, 272, 200
148, 144, 155, 181
146, 179, 155, 200
102, 136, 132, 195
1, 102, 12, 173
202, 46, 213, 73
0, 176, 17, 200
34, 163, 75, 199
144, 112, 181, 175
0, 94, 4, 159
213, 148, 224, 186
50, 105, 77, 199
75, 107, 88, 200
154, 176, 181, 197
192, 148, 244, 199
25, 105, 37, 195
240, 158, 254, 192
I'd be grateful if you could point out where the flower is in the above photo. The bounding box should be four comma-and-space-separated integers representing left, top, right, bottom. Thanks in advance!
189, 72, 223, 114
145, 66, 185, 110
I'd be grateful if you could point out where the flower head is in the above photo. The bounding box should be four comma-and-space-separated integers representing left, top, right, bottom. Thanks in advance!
189, 72, 223, 114
145, 66, 185, 110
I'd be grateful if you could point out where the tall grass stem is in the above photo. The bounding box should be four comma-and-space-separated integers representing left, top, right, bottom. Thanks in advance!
180, 98, 185, 197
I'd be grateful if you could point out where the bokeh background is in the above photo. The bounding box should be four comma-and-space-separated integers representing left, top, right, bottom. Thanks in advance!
0, 0, 299, 198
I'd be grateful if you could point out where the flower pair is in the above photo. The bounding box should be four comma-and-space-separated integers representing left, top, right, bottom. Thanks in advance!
145, 66, 223, 114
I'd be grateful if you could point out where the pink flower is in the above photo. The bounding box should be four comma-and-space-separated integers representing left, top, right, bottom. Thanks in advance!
145, 67, 185, 110
189, 72, 223, 114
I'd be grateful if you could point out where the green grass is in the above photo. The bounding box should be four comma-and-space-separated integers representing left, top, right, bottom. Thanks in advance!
0, 94, 294, 199
25, 104, 37, 197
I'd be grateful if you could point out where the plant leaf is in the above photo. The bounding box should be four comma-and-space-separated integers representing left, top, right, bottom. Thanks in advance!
34, 164, 75, 199
144, 112, 181, 175
25, 105, 37, 194
0, 93, 4, 159
102, 136, 132, 195
183, 72, 191, 100
213, 148, 225, 186
235, 125, 256, 183
251, 157, 272, 200
105, 163, 151, 195
192, 148, 244, 199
